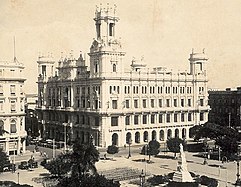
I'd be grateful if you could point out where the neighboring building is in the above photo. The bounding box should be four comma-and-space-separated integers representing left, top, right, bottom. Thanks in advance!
208, 87, 241, 128
0, 59, 27, 155
36, 6, 210, 147
25, 94, 39, 137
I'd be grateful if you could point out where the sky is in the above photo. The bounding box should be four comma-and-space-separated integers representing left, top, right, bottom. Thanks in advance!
1, 0, 241, 93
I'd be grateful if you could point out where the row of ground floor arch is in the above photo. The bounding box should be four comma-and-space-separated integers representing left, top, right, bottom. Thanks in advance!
110, 127, 191, 147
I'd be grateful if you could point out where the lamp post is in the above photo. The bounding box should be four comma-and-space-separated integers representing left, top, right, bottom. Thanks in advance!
222, 156, 228, 187
127, 139, 132, 158
17, 172, 19, 184
139, 169, 145, 187
236, 145, 241, 186
90, 134, 93, 145
203, 138, 208, 165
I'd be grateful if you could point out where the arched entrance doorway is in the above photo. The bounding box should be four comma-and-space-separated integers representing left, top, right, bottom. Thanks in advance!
175, 129, 179, 138
143, 131, 148, 142
126, 132, 132, 144
159, 130, 164, 141
167, 129, 172, 139
135, 132, 140, 143
112, 133, 118, 146
152, 130, 156, 140
182, 128, 186, 139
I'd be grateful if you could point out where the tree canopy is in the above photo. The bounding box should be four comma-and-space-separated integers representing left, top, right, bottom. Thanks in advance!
166, 138, 186, 158
190, 123, 241, 158
0, 148, 9, 172
45, 140, 120, 186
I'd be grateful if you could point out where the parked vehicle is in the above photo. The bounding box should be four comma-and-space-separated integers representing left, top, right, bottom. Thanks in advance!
18, 161, 29, 170
1, 163, 16, 172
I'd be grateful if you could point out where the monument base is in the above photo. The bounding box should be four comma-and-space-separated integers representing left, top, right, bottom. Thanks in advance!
173, 170, 193, 182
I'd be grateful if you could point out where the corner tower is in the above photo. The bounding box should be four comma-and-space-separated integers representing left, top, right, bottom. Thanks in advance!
89, 4, 126, 77
189, 49, 208, 75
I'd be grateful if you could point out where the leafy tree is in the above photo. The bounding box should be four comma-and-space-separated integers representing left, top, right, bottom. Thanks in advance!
71, 139, 99, 178
0, 148, 9, 172
166, 138, 185, 158
44, 153, 72, 177
57, 174, 120, 187
141, 140, 160, 161
190, 122, 241, 158
107, 145, 119, 154
149, 139, 160, 156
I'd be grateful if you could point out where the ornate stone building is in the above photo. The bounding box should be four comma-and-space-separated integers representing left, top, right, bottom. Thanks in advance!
208, 87, 241, 128
36, 6, 210, 147
0, 59, 26, 155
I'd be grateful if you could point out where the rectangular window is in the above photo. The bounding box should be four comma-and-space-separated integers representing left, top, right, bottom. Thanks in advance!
188, 113, 192, 121
76, 87, 80, 95
10, 85, 16, 95
125, 116, 130, 125
166, 99, 170, 107
181, 99, 184, 107
112, 100, 117, 109
159, 114, 163, 123
174, 99, 177, 107
134, 99, 138, 108
95, 117, 99, 126
11, 100, 16, 112
0, 85, 3, 96
0, 100, 3, 111
174, 113, 178, 122
143, 115, 147, 124
151, 99, 155, 108
166, 114, 170, 123
200, 113, 204, 121
151, 114, 155, 124
125, 100, 130, 108
134, 115, 138, 125
188, 99, 192, 107
159, 99, 162, 107
200, 99, 204, 106
111, 117, 118, 126
143, 99, 147, 108
181, 113, 185, 122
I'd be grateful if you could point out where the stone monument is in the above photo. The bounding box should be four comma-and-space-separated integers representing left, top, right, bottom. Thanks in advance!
173, 144, 193, 182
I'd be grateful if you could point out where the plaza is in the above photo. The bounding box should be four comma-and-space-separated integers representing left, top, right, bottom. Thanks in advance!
0, 145, 238, 187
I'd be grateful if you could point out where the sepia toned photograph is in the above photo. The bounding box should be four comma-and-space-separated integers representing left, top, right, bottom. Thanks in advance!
0, 0, 241, 186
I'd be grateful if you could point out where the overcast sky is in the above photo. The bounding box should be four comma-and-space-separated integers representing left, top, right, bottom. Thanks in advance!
1, 0, 241, 93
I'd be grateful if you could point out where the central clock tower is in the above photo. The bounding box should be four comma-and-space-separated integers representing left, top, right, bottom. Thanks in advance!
88, 5, 126, 78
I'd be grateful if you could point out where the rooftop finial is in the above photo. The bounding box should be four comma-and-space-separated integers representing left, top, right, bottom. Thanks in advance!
203, 48, 205, 54
192, 48, 194, 54
114, 4, 117, 14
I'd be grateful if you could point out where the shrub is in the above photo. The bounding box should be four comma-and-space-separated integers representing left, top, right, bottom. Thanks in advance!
147, 175, 169, 185
200, 175, 218, 187
167, 181, 199, 187
107, 145, 119, 154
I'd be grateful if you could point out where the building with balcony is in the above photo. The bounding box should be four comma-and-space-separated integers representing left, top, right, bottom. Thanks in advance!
36, 6, 210, 147
0, 58, 27, 155
208, 87, 241, 128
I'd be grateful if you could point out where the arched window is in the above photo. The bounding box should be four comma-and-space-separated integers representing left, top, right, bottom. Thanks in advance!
113, 64, 117, 72
10, 120, 17, 133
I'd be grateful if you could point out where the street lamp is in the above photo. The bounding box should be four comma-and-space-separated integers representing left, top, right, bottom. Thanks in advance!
236, 146, 241, 186
139, 169, 145, 187
90, 134, 93, 145
17, 172, 19, 184
127, 139, 132, 158
203, 138, 208, 165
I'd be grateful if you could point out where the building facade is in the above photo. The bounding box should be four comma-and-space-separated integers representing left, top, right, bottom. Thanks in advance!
36, 6, 210, 147
0, 59, 27, 155
25, 94, 39, 138
208, 87, 241, 128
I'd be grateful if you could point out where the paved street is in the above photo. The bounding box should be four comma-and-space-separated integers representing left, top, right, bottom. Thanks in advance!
0, 145, 239, 186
